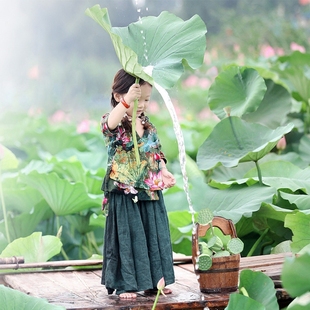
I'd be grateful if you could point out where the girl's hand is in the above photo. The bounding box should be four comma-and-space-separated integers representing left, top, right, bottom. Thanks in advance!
162, 168, 176, 188
124, 83, 141, 106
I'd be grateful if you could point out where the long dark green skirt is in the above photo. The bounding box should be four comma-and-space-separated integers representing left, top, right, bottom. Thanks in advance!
101, 191, 175, 295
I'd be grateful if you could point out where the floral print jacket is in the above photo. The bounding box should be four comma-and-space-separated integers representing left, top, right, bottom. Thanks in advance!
100, 113, 167, 208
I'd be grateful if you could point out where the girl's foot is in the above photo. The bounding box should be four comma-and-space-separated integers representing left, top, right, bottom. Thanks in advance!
119, 292, 137, 299
144, 287, 172, 295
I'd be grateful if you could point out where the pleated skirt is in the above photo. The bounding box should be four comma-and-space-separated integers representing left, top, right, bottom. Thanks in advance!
101, 191, 175, 295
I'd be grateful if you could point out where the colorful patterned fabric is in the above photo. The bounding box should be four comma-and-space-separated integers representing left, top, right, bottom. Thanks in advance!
100, 113, 167, 210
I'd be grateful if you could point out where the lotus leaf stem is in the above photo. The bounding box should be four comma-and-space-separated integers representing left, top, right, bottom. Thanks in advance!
0, 167, 10, 243
246, 228, 269, 257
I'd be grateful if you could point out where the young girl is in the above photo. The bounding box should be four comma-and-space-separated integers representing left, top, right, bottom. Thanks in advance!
100, 69, 176, 299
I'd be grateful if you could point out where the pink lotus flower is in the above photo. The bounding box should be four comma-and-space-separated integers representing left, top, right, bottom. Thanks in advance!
299, 0, 310, 5
49, 110, 70, 123
260, 45, 276, 58
157, 277, 165, 291
77, 119, 91, 133
290, 42, 306, 53
277, 136, 286, 151
151, 277, 166, 310
144, 171, 164, 190
183, 75, 199, 87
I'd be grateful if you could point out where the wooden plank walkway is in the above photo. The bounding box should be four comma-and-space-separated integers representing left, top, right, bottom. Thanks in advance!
0, 253, 293, 310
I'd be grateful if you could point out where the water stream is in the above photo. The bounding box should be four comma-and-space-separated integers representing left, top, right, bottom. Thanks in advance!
154, 82, 196, 224
134, 2, 196, 225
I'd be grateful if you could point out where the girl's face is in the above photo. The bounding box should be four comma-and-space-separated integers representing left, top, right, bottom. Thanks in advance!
127, 83, 152, 117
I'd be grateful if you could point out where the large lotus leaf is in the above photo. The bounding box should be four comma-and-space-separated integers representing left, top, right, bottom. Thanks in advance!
274, 51, 310, 102
0, 144, 18, 170
211, 176, 310, 198
284, 212, 310, 253
55, 148, 107, 173
2, 177, 43, 214
0, 202, 52, 241
286, 293, 310, 310
0, 232, 62, 264
207, 66, 267, 120
32, 128, 87, 155
20, 171, 102, 216
242, 79, 292, 129
50, 158, 103, 195
165, 176, 274, 223
0, 285, 65, 310
197, 117, 294, 171
245, 162, 310, 195
190, 179, 275, 223
244, 160, 303, 178
210, 162, 310, 199
282, 252, 310, 298
85, 5, 207, 89
279, 191, 310, 211
225, 293, 265, 310
253, 203, 293, 223
298, 134, 310, 165
238, 270, 279, 310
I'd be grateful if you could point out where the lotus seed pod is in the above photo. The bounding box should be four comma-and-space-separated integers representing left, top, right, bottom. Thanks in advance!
213, 250, 230, 258
197, 208, 214, 225
198, 254, 212, 271
227, 237, 244, 255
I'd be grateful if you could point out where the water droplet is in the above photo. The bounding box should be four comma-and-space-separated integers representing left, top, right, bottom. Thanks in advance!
146, 7, 149, 11
141, 30, 143, 34
137, 8, 141, 12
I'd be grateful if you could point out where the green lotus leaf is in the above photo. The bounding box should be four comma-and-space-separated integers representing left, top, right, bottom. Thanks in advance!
191, 180, 275, 223
20, 171, 102, 216
0, 202, 52, 241
284, 212, 310, 253
85, 5, 207, 89
0, 285, 65, 310
197, 117, 294, 171
275, 51, 310, 102
237, 269, 279, 310
32, 128, 87, 155
0, 144, 18, 170
207, 66, 267, 120
282, 252, 310, 298
298, 135, 310, 165
225, 293, 265, 310
0, 232, 62, 265
242, 79, 292, 129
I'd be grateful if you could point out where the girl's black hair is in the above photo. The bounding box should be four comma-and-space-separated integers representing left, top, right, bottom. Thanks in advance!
111, 69, 152, 131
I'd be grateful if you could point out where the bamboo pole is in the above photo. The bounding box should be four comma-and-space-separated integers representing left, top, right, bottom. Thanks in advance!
0, 259, 103, 270
0, 256, 24, 264
0, 255, 192, 271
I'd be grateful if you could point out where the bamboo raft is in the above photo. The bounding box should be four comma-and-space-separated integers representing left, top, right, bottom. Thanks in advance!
0, 253, 293, 310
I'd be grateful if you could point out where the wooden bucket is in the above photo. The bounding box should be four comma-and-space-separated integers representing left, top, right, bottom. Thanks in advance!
192, 216, 240, 293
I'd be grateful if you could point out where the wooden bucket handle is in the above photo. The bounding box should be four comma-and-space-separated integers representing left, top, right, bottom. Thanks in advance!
192, 216, 237, 265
